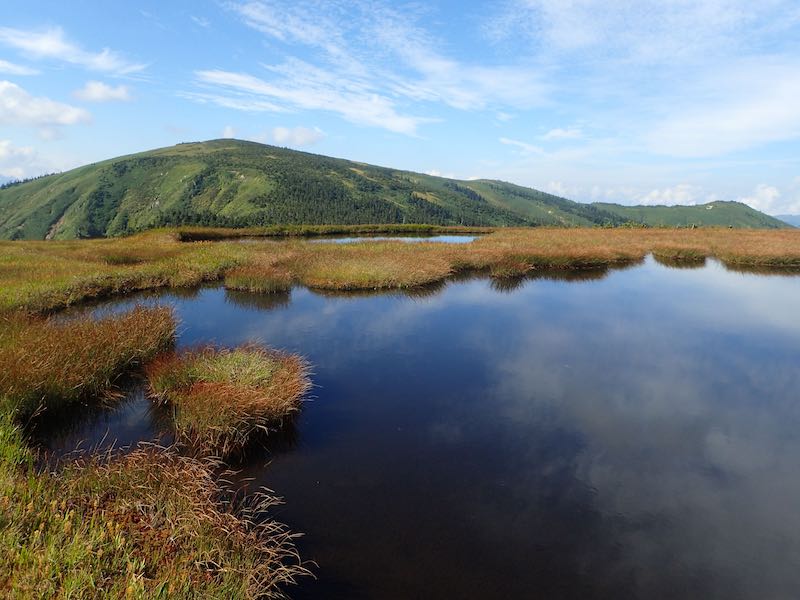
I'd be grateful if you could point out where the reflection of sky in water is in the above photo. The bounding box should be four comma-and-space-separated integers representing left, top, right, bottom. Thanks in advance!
56, 259, 800, 599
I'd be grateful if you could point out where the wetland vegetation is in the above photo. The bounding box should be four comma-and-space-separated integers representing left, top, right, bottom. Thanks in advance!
1, 225, 800, 598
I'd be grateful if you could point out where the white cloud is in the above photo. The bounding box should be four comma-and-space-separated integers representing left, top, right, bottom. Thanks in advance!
487, 0, 800, 64
222, 125, 237, 139
0, 139, 35, 179
270, 125, 324, 147
0, 139, 69, 179
737, 184, 800, 214
425, 169, 456, 179
646, 60, 800, 157
499, 136, 544, 155
191, 16, 211, 28
0, 26, 145, 74
73, 81, 131, 102
0, 81, 90, 129
640, 184, 702, 206
194, 67, 428, 135
0, 59, 38, 75
541, 127, 582, 141
195, 1, 548, 135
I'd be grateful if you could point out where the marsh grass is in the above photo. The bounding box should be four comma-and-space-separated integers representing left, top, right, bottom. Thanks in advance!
147, 345, 311, 459
225, 264, 293, 294
2, 227, 800, 313
0, 415, 309, 599
0, 306, 176, 417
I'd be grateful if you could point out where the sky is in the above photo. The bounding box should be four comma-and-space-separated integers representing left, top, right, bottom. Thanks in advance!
1, 1, 800, 215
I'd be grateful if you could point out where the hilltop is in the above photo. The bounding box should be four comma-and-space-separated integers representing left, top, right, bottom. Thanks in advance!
0, 139, 788, 240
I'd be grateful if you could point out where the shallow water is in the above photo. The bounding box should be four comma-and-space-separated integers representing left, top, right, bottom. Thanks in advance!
308, 234, 479, 243
37, 258, 800, 599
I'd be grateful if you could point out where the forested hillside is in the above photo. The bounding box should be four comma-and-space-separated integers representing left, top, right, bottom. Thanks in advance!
0, 139, 788, 240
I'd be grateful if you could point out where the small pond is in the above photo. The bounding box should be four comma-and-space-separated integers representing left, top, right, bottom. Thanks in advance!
33, 257, 800, 599
308, 234, 479, 244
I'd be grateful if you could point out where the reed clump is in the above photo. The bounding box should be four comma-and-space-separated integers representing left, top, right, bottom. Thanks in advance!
0, 306, 176, 417
146, 345, 311, 459
225, 265, 293, 294
291, 242, 454, 290
0, 415, 309, 599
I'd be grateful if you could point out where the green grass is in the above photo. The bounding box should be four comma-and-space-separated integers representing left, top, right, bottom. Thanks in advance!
0, 415, 309, 599
147, 345, 311, 459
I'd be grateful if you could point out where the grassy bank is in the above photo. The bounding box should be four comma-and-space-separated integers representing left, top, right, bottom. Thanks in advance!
0, 305, 312, 597
0, 415, 309, 598
3, 227, 800, 313
147, 345, 311, 458
0, 306, 175, 417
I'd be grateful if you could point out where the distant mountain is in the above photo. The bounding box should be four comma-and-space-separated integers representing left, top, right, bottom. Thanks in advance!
0, 139, 789, 240
776, 214, 800, 227
593, 201, 788, 229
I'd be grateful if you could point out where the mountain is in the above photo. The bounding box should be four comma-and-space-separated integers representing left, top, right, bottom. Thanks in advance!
593, 201, 789, 229
0, 139, 789, 240
776, 214, 800, 227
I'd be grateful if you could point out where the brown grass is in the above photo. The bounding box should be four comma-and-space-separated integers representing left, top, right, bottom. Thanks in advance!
2, 227, 800, 314
0, 306, 176, 417
146, 345, 311, 459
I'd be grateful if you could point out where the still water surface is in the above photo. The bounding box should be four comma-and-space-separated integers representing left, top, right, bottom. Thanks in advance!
36, 258, 800, 599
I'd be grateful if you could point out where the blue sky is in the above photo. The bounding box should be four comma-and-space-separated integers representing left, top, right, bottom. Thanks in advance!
1, 0, 799, 214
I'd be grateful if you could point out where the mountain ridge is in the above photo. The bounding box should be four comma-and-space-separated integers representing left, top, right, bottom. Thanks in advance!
0, 139, 788, 240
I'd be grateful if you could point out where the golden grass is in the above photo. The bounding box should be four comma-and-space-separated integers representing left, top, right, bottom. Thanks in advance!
0, 306, 176, 417
0, 230, 245, 314
146, 345, 311, 459
1, 227, 800, 313
0, 416, 310, 599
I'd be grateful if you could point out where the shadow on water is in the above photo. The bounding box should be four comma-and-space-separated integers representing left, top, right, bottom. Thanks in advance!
38, 256, 800, 599
28, 381, 174, 468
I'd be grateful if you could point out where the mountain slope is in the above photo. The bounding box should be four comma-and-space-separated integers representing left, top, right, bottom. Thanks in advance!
592, 201, 787, 229
0, 139, 788, 240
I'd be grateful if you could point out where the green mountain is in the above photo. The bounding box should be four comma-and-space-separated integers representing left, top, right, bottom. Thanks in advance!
592, 201, 789, 229
0, 139, 788, 240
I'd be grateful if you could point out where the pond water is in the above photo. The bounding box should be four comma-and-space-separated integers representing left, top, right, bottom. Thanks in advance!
308, 234, 479, 244
34, 257, 800, 599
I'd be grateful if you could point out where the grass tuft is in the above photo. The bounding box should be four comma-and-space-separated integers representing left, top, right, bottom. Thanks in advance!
0, 306, 176, 417
0, 415, 310, 598
146, 345, 311, 459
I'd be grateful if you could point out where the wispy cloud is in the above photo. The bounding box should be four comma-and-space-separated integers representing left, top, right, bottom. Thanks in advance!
73, 81, 131, 102
541, 127, 582, 141
0, 26, 146, 75
188, 1, 548, 134
0, 81, 91, 130
499, 137, 544, 155
194, 65, 429, 135
0, 58, 38, 76
645, 59, 800, 157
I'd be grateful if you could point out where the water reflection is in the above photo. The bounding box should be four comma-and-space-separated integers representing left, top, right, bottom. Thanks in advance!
40, 257, 800, 599
308, 234, 479, 244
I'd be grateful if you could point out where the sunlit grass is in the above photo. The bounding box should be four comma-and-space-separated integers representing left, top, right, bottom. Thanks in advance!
147, 345, 311, 459
0, 306, 176, 417
0, 415, 310, 599
1, 227, 799, 314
